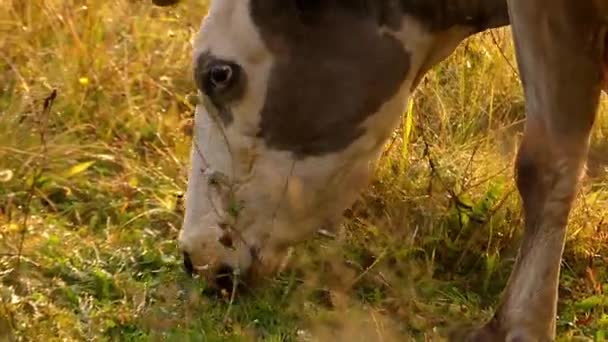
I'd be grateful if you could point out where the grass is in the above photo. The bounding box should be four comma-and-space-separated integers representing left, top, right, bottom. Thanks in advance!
1, 1, 608, 341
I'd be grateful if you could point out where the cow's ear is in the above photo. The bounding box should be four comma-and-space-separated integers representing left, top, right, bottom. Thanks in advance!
152, 0, 180, 7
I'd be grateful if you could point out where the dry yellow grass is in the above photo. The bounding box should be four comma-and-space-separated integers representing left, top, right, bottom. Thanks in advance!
1, 1, 607, 341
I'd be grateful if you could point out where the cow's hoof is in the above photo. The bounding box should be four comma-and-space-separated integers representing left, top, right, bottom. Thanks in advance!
447, 319, 504, 342
448, 319, 548, 342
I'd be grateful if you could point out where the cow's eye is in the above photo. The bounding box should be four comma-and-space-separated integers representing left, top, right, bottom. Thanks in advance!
201, 61, 240, 96
209, 64, 234, 89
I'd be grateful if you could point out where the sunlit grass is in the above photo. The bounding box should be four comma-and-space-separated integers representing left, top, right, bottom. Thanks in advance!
1, 1, 608, 341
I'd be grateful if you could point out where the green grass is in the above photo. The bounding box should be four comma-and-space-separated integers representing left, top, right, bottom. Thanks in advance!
1, 1, 608, 341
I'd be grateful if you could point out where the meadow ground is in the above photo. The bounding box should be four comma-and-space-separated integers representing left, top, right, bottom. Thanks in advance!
1, 1, 608, 341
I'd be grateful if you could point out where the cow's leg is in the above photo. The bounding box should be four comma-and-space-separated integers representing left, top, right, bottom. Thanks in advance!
461, 0, 605, 341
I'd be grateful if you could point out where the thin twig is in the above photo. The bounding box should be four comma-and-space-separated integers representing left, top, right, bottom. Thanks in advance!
347, 249, 387, 289
370, 310, 385, 342
489, 30, 519, 78
0, 253, 31, 257
463, 164, 512, 193
0, 52, 30, 93
271, 160, 296, 226
192, 104, 254, 256
461, 141, 482, 190
15, 89, 56, 270
380, 133, 400, 160
422, 138, 474, 212
222, 268, 240, 323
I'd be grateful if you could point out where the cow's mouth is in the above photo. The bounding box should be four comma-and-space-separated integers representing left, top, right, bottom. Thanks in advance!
214, 264, 239, 293
182, 247, 264, 296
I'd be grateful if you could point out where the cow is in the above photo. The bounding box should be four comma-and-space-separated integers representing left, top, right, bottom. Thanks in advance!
152, 0, 608, 340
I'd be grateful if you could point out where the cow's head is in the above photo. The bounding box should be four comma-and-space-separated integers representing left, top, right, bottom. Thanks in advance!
156, 0, 508, 290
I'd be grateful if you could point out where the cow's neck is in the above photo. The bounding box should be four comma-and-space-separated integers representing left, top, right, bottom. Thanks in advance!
388, 0, 510, 90
400, 0, 509, 32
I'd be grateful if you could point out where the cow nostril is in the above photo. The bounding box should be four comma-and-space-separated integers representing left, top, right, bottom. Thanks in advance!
214, 264, 235, 292
183, 252, 194, 277
218, 233, 235, 250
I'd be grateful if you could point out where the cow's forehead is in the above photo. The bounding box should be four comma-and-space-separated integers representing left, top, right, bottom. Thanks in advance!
198, 0, 412, 157
196, 1, 269, 62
